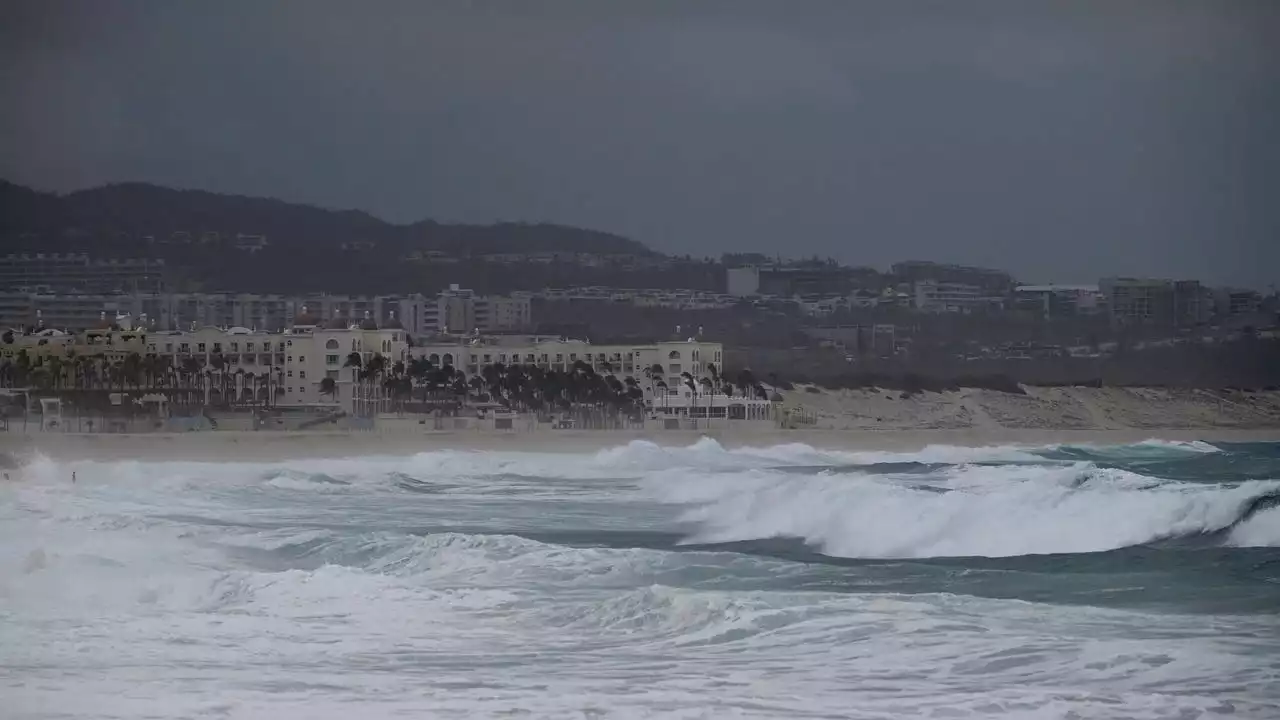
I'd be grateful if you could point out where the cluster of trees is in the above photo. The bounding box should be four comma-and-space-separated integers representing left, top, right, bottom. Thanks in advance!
1, 346, 771, 422
0, 348, 288, 408
343, 355, 768, 423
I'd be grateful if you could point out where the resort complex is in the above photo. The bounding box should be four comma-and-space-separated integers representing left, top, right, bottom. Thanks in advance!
0, 310, 775, 433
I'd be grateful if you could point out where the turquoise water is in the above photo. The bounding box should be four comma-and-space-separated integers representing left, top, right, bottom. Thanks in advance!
2, 439, 1277, 718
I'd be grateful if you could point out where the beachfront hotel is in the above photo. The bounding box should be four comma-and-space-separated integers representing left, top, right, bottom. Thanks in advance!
2, 312, 773, 422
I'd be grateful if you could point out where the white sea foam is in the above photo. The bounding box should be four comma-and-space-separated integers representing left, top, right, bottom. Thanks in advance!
654, 462, 1280, 557
1229, 506, 1280, 548
2, 443, 1277, 719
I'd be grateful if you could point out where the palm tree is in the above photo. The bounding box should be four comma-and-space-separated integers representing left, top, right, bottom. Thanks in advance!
344, 351, 364, 414
123, 352, 143, 391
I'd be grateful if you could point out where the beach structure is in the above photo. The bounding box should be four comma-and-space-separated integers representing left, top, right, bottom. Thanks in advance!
1, 314, 774, 424
411, 335, 772, 423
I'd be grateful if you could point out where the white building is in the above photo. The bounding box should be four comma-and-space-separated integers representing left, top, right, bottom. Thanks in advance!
143, 320, 409, 413
1014, 284, 1105, 317
410, 335, 771, 420
912, 280, 988, 312
5, 288, 532, 336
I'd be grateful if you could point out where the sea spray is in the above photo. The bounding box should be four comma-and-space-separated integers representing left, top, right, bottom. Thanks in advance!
2, 440, 1278, 719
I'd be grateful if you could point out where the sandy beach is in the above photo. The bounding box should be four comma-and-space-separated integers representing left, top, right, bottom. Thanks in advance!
5, 386, 1279, 463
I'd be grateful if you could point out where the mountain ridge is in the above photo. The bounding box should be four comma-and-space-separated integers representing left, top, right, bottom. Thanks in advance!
0, 178, 655, 257
0, 179, 723, 295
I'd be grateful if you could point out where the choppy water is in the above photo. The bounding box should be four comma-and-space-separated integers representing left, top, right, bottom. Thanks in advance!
2, 438, 1278, 719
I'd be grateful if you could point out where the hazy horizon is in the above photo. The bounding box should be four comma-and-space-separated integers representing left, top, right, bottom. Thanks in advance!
2, 1, 1277, 288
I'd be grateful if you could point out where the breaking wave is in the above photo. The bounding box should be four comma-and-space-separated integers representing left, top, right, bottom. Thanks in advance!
656, 462, 1280, 558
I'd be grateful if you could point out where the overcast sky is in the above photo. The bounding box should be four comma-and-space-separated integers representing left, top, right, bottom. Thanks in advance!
2, 1, 1277, 288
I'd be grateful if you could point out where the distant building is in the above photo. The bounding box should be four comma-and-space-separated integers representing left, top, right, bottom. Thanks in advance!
912, 280, 990, 313
891, 261, 1014, 295
0, 291, 146, 331
233, 234, 269, 253
1213, 288, 1263, 321
726, 264, 879, 297
1014, 285, 1106, 318
804, 324, 897, 356
410, 336, 766, 419
0, 253, 166, 293
1, 288, 532, 336
1099, 278, 1207, 327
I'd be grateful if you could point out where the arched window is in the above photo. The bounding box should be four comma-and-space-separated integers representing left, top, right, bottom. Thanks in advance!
325, 339, 339, 350
429, 353, 440, 364
668, 350, 681, 360
443, 353, 454, 366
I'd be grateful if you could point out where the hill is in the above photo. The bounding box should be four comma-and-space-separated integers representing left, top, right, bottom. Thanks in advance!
0, 180, 661, 293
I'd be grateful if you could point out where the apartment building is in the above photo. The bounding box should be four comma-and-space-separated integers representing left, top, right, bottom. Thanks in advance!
912, 280, 993, 313
891, 261, 1014, 295
1100, 278, 1208, 327
0, 288, 532, 335
0, 253, 166, 293
1013, 285, 1107, 318
1213, 288, 1263, 320
726, 264, 879, 298
0, 292, 142, 330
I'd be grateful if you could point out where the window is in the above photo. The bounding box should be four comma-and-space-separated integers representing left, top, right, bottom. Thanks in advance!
326, 354, 339, 365
246, 342, 254, 352
165, 343, 173, 353
298, 355, 305, 363
299, 371, 306, 379
287, 370, 293, 377
197, 343, 206, 352
668, 350, 680, 360
230, 342, 239, 352
287, 355, 292, 362
325, 339, 339, 350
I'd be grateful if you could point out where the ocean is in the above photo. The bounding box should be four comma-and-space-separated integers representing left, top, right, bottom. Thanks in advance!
2, 438, 1278, 719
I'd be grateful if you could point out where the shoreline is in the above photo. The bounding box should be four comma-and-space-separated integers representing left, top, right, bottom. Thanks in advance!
4, 427, 1279, 463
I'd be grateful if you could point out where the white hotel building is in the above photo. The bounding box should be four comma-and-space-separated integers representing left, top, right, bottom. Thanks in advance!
126, 318, 769, 420
411, 335, 772, 421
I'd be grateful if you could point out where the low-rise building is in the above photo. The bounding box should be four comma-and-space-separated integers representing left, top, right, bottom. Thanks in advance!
1213, 288, 1262, 320
410, 335, 768, 419
1014, 285, 1106, 318
912, 280, 992, 313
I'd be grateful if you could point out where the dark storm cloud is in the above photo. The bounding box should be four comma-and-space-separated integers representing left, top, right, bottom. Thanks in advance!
2, 0, 1277, 287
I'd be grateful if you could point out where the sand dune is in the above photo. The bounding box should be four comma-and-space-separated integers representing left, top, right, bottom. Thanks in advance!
778, 386, 1280, 432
